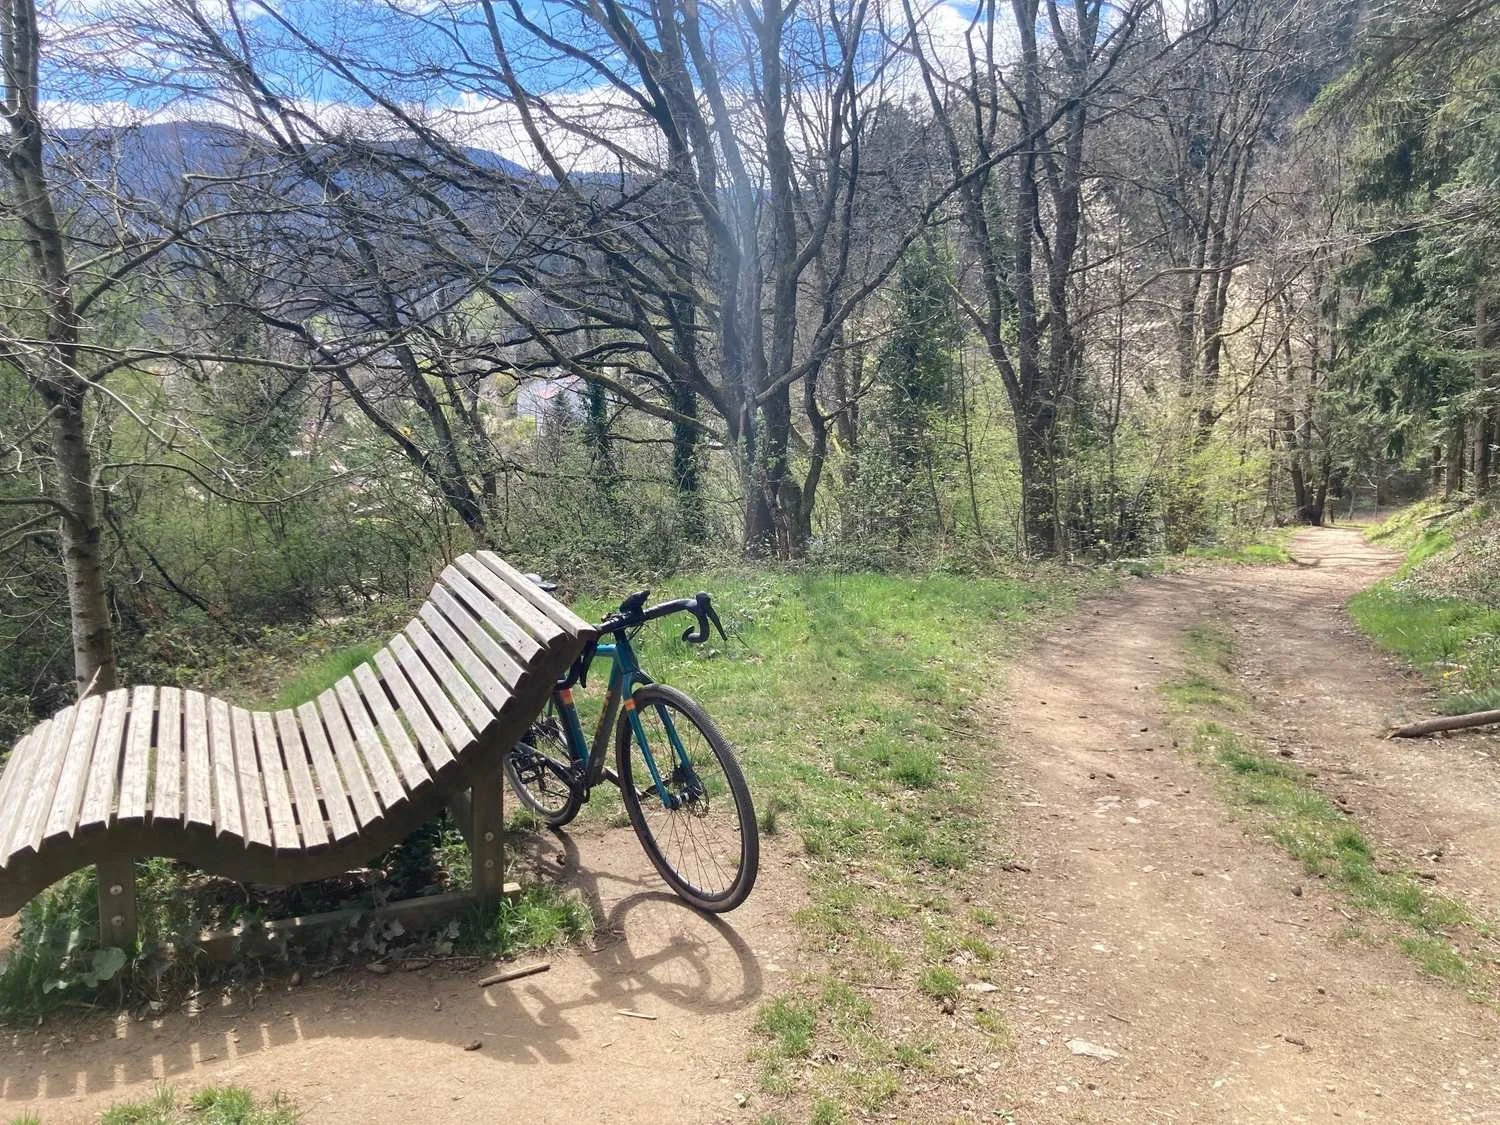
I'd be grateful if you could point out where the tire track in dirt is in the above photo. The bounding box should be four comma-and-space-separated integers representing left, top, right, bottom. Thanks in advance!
988, 527, 1500, 1122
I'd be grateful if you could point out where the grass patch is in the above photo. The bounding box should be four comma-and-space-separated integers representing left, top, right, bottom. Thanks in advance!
269, 643, 377, 710
1352, 503, 1500, 713
1162, 623, 1241, 711
94, 1084, 299, 1125
754, 996, 818, 1058
916, 965, 960, 1001
469, 883, 593, 956
1349, 585, 1500, 713
1185, 528, 1293, 565
1168, 618, 1488, 986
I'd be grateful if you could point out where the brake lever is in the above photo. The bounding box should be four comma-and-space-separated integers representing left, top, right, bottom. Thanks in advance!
705, 599, 727, 643
681, 592, 715, 644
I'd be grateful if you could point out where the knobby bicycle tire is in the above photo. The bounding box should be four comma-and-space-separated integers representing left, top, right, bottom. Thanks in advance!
616, 683, 759, 911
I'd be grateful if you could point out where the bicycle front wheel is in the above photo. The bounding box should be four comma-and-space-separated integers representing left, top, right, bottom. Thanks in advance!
617, 684, 759, 912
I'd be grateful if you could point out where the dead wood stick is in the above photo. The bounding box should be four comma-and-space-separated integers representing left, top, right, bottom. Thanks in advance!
478, 962, 551, 988
1389, 709, 1500, 739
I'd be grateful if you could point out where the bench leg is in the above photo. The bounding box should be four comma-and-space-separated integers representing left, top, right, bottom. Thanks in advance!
97, 856, 138, 949
470, 779, 506, 900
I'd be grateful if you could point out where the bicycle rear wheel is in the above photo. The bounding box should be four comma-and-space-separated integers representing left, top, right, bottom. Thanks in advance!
506, 702, 584, 828
617, 684, 758, 912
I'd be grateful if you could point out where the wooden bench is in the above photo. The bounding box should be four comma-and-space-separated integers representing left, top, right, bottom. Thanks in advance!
0, 551, 593, 949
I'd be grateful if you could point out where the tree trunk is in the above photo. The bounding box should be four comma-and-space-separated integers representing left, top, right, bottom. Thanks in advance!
43, 384, 119, 694
1445, 423, 1466, 499
3, 0, 117, 696
1017, 408, 1059, 559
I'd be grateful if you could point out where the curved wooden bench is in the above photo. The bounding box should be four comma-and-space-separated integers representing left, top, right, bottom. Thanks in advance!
0, 551, 592, 948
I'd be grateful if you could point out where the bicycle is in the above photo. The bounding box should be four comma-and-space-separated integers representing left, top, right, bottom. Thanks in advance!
503, 583, 759, 912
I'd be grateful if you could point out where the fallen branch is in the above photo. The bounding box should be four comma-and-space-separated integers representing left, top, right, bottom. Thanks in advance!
1389, 709, 1500, 739
478, 962, 551, 988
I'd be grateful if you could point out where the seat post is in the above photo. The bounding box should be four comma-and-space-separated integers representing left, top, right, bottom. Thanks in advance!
96, 855, 138, 948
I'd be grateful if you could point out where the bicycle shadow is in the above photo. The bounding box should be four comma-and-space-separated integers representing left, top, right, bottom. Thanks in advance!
0, 825, 784, 1117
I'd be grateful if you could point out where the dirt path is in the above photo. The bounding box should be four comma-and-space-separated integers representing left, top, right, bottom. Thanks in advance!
0, 832, 800, 1123
988, 526, 1500, 1122
10, 526, 1500, 1123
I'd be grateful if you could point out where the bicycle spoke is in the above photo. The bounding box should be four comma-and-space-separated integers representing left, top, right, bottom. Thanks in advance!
627, 699, 745, 901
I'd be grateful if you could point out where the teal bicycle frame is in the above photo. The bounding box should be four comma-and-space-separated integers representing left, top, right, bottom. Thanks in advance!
550, 631, 689, 810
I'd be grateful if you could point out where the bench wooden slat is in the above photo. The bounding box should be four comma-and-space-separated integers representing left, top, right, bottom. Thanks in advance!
407, 619, 492, 734
353, 662, 428, 792
286, 706, 354, 842
371, 649, 453, 778
182, 690, 214, 830
234, 708, 274, 847
441, 566, 543, 664
333, 677, 406, 811
311, 692, 382, 827
207, 697, 243, 839
117, 686, 156, 824
418, 602, 511, 712
274, 709, 329, 848
151, 687, 183, 824
42, 694, 104, 844
79, 688, 130, 832
428, 586, 524, 690
0, 724, 45, 862
475, 551, 594, 637
454, 556, 560, 648
10, 706, 75, 857
248, 709, 294, 850
391, 632, 473, 751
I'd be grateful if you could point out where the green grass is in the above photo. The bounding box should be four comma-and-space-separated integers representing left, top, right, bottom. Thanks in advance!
94, 1084, 299, 1125
916, 965, 961, 1001
269, 643, 377, 709
754, 996, 818, 1058
1162, 623, 1242, 711
1168, 620, 1488, 987
474, 884, 593, 956
1185, 528, 1293, 565
1351, 504, 1500, 714
1197, 722, 1472, 966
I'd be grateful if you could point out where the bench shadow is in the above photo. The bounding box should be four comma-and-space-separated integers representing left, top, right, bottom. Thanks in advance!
0, 826, 770, 1106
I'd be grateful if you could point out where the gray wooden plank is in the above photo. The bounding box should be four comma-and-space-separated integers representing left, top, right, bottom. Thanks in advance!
207, 696, 243, 839
152, 687, 183, 824
418, 602, 511, 712
367, 651, 449, 781
41, 693, 104, 844
475, 551, 594, 637
406, 619, 492, 733
441, 566, 542, 663
390, 632, 473, 752
428, 585, 525, 689
454, 556, 558, 648
0, 725, 44, 863
250, 709, 295, 850
11, 705, 75, 856
285, 706, 353, 842
182, 690, 214, 830
334, 676, 408, 808
274, 709, 328, 848
223, 708, 267, 847
78, 688, 130, 831
117, 686, 156, 823
310, 692, 382, 827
